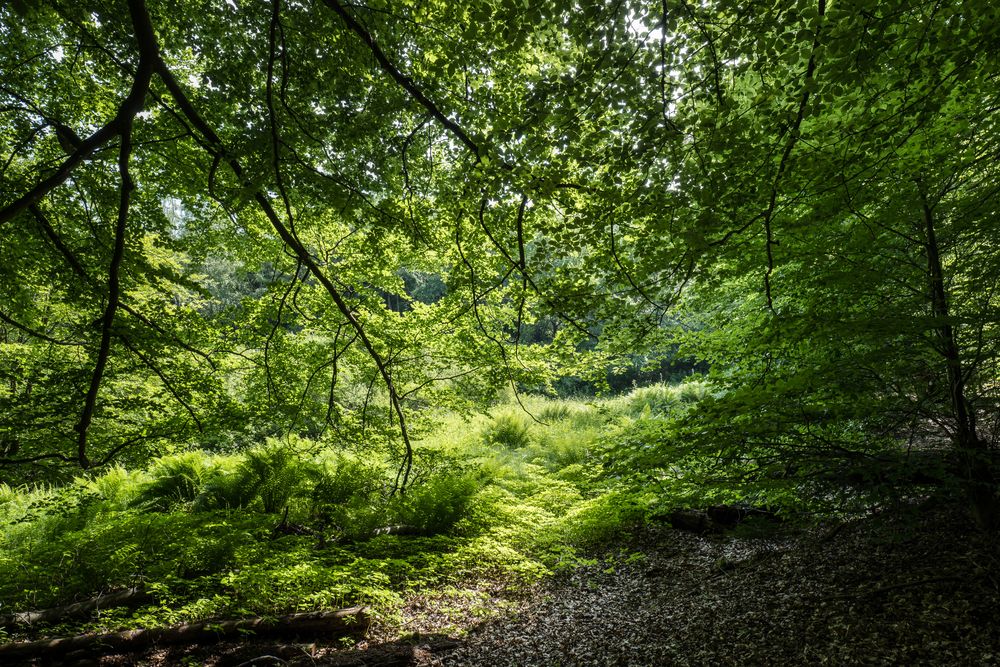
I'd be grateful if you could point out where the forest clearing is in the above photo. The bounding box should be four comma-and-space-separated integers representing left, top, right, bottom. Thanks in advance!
2, 0, 999, 663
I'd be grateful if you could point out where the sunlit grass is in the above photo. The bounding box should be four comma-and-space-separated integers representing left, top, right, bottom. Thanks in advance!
0, 382, 708, 635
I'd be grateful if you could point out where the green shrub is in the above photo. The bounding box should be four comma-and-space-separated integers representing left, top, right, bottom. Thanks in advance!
310, 455, 389, 540
395, 473, 481, 535
134, 452, 211, 511
484, 411, 533, 449
0, 482, 35, 525
565, 405, 608, 430
193, 468, 257, 511
554, 463, 589, 484
626, 384, 682, 417
677, 380, 711, 404
238, 446, 311, 514
81, 466, 139, 506
555, 491, 648, 548
528, 430, 593, 472
538, 402, 574, 422
311, 455, 385, 509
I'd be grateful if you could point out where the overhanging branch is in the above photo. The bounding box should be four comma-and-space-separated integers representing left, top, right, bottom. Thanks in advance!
0, 0, 158, 226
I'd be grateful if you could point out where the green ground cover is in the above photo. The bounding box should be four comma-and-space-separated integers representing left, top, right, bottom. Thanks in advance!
0, 381, 712, 640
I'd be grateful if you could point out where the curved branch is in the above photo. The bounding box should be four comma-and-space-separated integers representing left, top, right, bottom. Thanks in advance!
74, 117, 135, 469
0, 452, 73, 466
33, 205, 219, 370
0, 0, 158, 226
322, 0, 481, 158
0, 308, 81, 347
325, 1, 597, 340
118, 336, 204, 432
760, 0, 827, 310
154, 56, 416, 491
68, 0, 159, 468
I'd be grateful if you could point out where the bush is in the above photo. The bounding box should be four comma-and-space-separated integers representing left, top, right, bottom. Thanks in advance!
0, 482, 39, 525
484, 411, 533, 449
237, 446, 311, 514
134, 452, 211, 511
626, 384, 682, 417
193, 467, 257, 511
538, 402, 574, 422
79, 466, 138, 505
528, 430, 592, 472
395, 473, 481, 535
310, 455, 389, 540
311, 455, 385, 508
555, 491, 648, 548
677, 380, 711, 404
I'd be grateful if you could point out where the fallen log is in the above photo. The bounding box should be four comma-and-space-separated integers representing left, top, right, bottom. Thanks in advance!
327, 524, 427, 547
706, 504, 780, 527
231, 637, 460, 667
370, 524, 424, 538
0, 587, 151, 629
0, 607, 369, 662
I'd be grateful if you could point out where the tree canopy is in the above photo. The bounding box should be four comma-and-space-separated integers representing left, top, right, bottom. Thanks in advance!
2, 0, 999, 525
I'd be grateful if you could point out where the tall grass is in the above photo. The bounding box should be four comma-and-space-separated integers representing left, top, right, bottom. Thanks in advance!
483, 410, 533, 449
134, 451, 212, 510
616, 379, 713, 418
0, 382, 711, 633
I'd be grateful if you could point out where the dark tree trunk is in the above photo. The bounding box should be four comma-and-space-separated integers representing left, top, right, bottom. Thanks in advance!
921, 191, 998, 531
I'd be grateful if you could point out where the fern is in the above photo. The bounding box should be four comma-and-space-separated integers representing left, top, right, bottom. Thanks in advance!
134, 452, 211, 511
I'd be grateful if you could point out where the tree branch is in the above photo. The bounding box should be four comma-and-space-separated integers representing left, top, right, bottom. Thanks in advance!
74, 116, 135, 469
62, 0, 159, 468
0, 0, 158, 226
321, 0, 481, 158
153, 55, 416, 491
760, 0, 826, 311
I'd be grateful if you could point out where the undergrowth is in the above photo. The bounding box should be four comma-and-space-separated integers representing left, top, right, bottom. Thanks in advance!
0, 381, 711, 639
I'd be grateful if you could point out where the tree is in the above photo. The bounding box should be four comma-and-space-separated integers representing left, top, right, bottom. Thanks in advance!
0, 0, 587, 484
599, 0, 1000, 527
1, 0, 998, 526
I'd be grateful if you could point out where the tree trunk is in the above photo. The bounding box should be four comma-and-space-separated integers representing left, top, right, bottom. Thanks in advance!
921, 191, 998, 530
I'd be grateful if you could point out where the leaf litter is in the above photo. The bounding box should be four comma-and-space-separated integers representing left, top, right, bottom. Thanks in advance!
73, 498, 1000, 666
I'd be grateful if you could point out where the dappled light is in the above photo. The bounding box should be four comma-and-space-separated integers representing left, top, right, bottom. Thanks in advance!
2, 0, 999, 663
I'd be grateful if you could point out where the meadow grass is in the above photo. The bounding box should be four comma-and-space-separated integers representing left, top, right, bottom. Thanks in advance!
0, 382, 707, 635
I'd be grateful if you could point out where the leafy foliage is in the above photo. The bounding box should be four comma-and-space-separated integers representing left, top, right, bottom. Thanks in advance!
0, 391, 671, 634
1, 2, 999, 657
483, 411, 534, 450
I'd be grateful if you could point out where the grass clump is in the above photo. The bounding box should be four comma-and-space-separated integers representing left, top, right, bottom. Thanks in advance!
537, 401, 577, 422
134, 452, 210, 511
528, 430, 592, 472
618, 379, 713, 419
310, 454, 389, 540
677, 379, 712, 404
396, 472, 480, 535
625, 383, 682, 417
483, 410, 533, 449
237, 446, 311, 514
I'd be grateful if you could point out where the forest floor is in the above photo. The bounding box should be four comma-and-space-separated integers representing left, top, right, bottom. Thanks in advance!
86, 496, 999, 667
